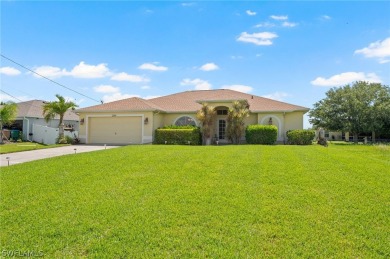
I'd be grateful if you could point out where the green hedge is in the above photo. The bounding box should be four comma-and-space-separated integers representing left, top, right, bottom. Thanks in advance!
245, 125, 278, 144
287, 130, 315, 145
155, 127, 201, 145
161, 125, 197, 129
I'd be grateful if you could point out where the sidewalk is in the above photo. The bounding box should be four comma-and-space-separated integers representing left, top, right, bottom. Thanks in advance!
0, 145, 120, 167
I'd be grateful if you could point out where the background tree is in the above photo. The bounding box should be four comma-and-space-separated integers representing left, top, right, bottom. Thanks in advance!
0, 102, 18, 143
309, 81, 390, 143
43, 94, 78, 139
227, 100, 250, 144
364, 83, 390, 141
196, 103, 216, 145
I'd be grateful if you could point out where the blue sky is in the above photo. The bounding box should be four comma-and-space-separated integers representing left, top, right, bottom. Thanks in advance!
1, 1, 389, 128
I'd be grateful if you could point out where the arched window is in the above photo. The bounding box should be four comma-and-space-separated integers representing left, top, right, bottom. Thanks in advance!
175, 116, 197, 126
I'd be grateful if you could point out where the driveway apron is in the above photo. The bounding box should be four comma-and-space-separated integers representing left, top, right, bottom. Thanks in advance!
0, 145, 120, 167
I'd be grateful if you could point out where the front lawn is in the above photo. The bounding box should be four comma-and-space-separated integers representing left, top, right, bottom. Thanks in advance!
0, 142, 68, 154
1, 145, 389, 257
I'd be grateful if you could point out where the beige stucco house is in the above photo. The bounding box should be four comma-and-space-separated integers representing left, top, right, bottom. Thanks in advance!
75, 89, 309, 144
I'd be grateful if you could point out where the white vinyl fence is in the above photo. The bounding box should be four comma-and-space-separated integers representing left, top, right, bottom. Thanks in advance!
32, 124, 78, 145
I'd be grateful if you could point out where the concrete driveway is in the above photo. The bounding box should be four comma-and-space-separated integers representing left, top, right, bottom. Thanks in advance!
0, 145, 120, 167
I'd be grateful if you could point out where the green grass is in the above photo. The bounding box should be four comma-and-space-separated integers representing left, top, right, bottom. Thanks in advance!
0, 142, 68, 154
1, 144, 389, 257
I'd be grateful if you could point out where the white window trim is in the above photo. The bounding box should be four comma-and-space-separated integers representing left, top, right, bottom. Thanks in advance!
173, 115, 198, 127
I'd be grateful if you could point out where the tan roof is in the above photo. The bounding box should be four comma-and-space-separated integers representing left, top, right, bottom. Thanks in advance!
76, 97, 163, 112
77, 89, 309, 113
149, 89, 308, 112
16, 100, 79, 121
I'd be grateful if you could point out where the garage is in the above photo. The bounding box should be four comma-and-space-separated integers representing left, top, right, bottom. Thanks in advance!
88, 116, 142, 144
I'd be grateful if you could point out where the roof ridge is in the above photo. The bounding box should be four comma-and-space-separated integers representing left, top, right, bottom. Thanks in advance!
135, 97, 163, 110
254, 95, 308, 109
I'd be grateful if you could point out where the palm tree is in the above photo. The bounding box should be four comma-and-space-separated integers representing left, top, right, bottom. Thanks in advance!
43, 94, 78, 138
226, 100, 250, 144
196, 103, 216, 145
0, 102, 18, 143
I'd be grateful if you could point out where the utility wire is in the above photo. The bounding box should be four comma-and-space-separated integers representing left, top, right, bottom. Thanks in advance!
0, 89, 25, 103
0, 89, 52, 111
1, 54, 101, 103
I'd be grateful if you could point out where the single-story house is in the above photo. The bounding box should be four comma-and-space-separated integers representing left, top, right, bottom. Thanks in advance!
76, 89, 309, 145
10, 100, 79, 141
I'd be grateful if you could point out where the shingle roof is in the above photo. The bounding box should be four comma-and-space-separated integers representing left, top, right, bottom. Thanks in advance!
76, 89, 309, 113
16, 100, 79, 121
76, 97, 163, 112
149, 89, 309, 112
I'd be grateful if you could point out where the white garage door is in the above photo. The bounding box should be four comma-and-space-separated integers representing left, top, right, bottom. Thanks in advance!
88, 116, 142, 144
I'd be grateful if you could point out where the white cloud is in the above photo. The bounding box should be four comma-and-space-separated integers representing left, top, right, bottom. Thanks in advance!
141, 85, 151, 90
111, 72, 150, 83
321, 15, 332, 20
0, 94, 30, 102
231, 55, 243, 60
255, 22, 276, 28
354, 37, 390, 63
221, 84, 253, 93
93, 85, 120, 93
199, 62, 219, 71
181, 2, 195, 7
32, 66, 68, 78
262, 92, 289, 101
181, 78, 212, 90
311, 72, 382, 87
282, 21, 298, 27
138, 63, 168, 71
32, 61, 111, 79
70, 61, 111, 78
0, 66, 21, 76
237, 32, 278, 46
102, 93, 140, 103
270, 15, 288, 20
246, 10, 256, 16
144, 95, 161, 100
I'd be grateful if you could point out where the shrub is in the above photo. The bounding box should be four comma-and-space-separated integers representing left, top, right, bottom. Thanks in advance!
155, 126, 201, 145
287, 130, 315, 145
65, 135, 74, 144
245, 125, 278, 145
162, 125, 197, 129
56, 135, 73, 144
57, 137, 68, 144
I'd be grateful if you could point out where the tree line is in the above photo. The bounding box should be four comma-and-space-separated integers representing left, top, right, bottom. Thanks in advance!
309, 81, 390, 142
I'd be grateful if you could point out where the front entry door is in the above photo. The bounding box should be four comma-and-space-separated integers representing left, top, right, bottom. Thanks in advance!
218, 119, 226, 140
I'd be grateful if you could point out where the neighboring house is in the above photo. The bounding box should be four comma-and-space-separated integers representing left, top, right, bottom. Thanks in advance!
76, 89, 309, 145
10, 100, 79, 141
325, 131, 343, 141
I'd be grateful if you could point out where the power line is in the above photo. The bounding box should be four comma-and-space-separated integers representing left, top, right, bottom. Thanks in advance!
0, 89, 49, 111
0, 54, 101, 103
0, 89, 25, 103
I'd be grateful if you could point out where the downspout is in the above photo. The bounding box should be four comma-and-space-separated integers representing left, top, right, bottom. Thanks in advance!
152, 111, 155, 144
23, 117, 30, 142
152, 110, 159, 144
283, 112, 286, 144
